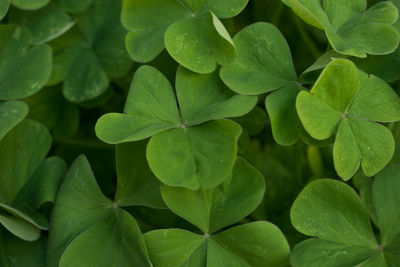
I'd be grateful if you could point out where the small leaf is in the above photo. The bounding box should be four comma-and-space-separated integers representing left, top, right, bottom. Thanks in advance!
201, 0, 248, 18
11, 0, 49, 10
161, 158, 264, 233
0, 214, 41, 242
220, 22, 297, 95
0, 0, 9, 20
165, 11, 236, 74
147, 119, 241, 190
60, 0, 93, 13
0, 101, 28, 140
0, 25, 52, 100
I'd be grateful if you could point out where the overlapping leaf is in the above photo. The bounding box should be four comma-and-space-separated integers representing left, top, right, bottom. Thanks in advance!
144, 158, 290, 267
96, 65, 256, 190
290, 167, 400, 266
0, 101, 28, 140
121, 0, 247, 73
282, 0, 400, 57
0, 120, 66, 241
47, 155, 152, 267
0, 25, 52, 100
46, 0, 131, 103
220, 22, 304, 145
297, 58, 400, 180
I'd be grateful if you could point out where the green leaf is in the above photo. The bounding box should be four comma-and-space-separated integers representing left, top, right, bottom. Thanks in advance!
147, 119, 241, 190
0, 214, 41, 242
59, 209, 151, 267
297, 59, 400, 179
283, 0, 400, 57
0, 101, 28, 140
46, 155, 113, 266
0, 119, 51, 204
0, 0, 9, 20
265, 86, 302, 145
115, 141, 165, 208
47, 155, 151, 267
220, 22, 297, 95
201, 0, 248, 18
0, 229, 46, 267
95, 65, 181, 144
161, 158, 264, 233
0, 25, 52, 100
122, 0, 191, 62
372, 165, 400, 247
60, 0, 93, 13
144, 222, 289, 267
11, 0, 49, 10
176, 66, 257, 126
291, 179, 377, 247
9, 1, 74, 44
165, 11, 236, 74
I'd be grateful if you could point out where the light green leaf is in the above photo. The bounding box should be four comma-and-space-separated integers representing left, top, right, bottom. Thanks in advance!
147, 119, 241, 190
0, 25, 52, 100
176, 66, 257, 125
0, 0, 9, 20
122, 0, 191, 62
11, 0, 49, 10
165, 11, 236, 74
291, 179, 377, 247
201, 0, 248, 18
46, 155, 113, 266
145, 222, 289, 267
0, 119, 51, 204
0, 101, 28, 140
372, 165, 400, 247
161, 158, 264, 233
297, 59, 400, 179
0, 214, 40, 242
115, 141, 165, 208
265, 86, 301, 145
95, 65, 181, 144
283, 0, 399, 57
9, 1, 74, 44
59, 209, 151, 267
220, 22, 297, 95
290, 239, 379, 267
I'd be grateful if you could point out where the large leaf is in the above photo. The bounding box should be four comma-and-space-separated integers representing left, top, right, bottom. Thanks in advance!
0, 25, 52, 100
47, 155, 151, 267
282, 0, 399, 57
0, 101, 28, 140
297, 59, 400, 180
161, 158, 264, 233
147, 119, 241, 190
145, 222, 289, 267
9, 1, 74, 44
115, 141, 165, 208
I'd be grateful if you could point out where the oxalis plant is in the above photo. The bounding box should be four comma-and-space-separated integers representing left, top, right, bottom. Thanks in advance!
1, 0, 400, 266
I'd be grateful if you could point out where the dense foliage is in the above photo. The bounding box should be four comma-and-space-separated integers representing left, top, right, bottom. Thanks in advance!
0, 0, 400, 266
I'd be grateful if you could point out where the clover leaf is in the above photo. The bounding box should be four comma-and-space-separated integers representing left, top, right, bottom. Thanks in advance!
290, 166, 400, 266
282, 0, 400, 57
46, 0, 131, 103
0, 0, 9, 20
60, 0, 93, 13
0, 101, 28, 140
297, 58, 400, 180
0, 25, 52, 100
144, 158, 290, 267
220, 22, 304, 145
10, 0, 49, 11
96, 65, 256, 189
0, 119, 66, 241
121, 0, 246, 73
9, 1, 74, 44
47, 155, 152, 267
